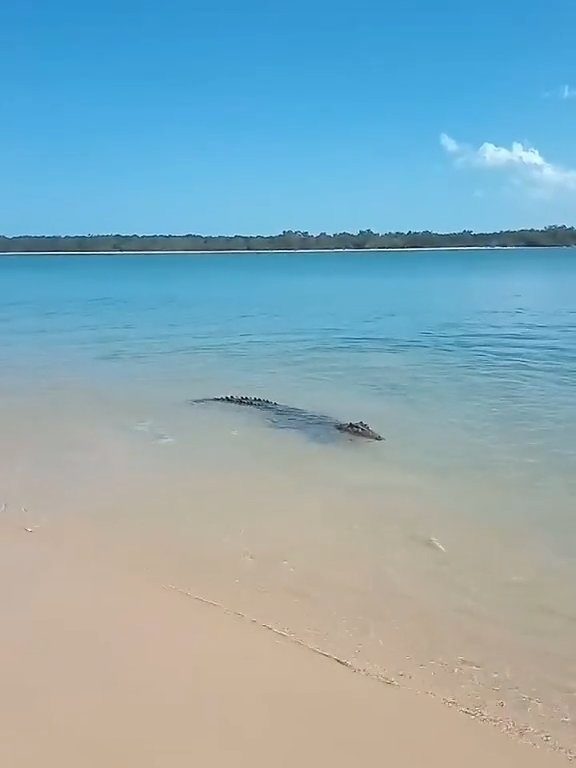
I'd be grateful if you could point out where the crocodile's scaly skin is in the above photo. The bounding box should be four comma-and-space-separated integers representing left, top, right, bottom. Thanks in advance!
190, 396, 383, 442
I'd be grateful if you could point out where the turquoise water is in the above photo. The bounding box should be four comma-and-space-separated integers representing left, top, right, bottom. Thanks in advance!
2, 248, 575, 483
1, 248, 575, 542
1, 248, 575, 538
1, 248, 576, 748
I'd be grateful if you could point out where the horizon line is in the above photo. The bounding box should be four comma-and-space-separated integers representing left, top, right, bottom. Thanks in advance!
1, 225, 575, 239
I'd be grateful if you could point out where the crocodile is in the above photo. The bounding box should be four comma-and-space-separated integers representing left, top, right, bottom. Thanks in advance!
190, 396, 384, 442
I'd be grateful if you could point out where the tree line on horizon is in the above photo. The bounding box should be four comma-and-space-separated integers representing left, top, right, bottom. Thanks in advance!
1, 226, 575, 252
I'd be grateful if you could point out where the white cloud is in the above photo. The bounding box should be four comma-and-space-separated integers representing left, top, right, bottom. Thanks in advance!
440, 133, 576, 192
543, 84, 576, 100
439, 133, 459, 154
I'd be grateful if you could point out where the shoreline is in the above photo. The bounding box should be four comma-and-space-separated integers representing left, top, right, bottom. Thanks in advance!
0, 512, 567, 767
1, 383, 575, 763
1, 245, 574, 256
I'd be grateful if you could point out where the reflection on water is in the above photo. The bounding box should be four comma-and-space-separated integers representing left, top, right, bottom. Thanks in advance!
0, 248, 575, 752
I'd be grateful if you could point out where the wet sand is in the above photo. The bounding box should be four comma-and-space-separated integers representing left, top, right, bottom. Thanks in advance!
0, 517, 566, 768
1, 383, 575, 761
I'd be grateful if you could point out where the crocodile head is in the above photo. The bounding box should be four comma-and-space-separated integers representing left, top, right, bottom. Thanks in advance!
336, 421, 384, 441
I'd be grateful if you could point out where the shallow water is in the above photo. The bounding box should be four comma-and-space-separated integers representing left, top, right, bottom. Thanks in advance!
1, 249, 575, 751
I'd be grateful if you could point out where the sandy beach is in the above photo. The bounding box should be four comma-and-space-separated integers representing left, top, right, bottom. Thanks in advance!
0, 245, 530, 256
0, 512, 566, 768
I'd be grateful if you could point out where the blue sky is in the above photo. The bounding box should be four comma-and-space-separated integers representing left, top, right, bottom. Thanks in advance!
1, 0, 576, 235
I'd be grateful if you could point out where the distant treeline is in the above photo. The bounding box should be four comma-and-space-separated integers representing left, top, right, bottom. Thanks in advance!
1, 226, 576, 253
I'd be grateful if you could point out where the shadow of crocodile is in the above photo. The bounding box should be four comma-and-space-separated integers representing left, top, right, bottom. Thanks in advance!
190, 396, 384, 443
